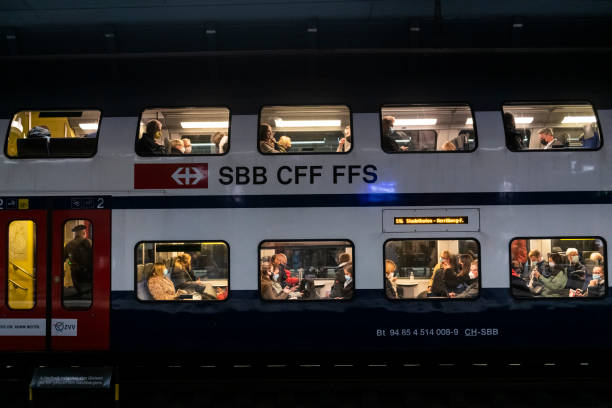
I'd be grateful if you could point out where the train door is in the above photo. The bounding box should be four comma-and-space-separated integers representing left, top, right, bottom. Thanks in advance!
50, 209, 111, 350
0, 209, 48, 350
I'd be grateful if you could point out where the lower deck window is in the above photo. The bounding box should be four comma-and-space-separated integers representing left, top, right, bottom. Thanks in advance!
259, 240, 354, 300
135, 241, 229, 301
384, 239, 480, 299
511, 237, 606, 298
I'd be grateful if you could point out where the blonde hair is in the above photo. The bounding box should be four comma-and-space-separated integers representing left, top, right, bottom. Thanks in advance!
170, 139, 184, 149
211, 132, 225, 146
590, 252, 603, 263
152, 262, 166, 278
528, 249, 541, 258
278, 135, 291, 149
385, 259, 397, 274
441, 141, 456, 151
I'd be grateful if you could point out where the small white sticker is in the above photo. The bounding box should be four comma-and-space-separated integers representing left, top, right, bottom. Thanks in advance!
51, 319, 77, 337
0, 319, 46, 336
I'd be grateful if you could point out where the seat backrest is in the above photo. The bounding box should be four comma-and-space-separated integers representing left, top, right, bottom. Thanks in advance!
17, 138, 49, 158
49, 138, 97, 157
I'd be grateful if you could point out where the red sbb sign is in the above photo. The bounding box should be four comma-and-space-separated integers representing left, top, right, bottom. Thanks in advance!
134, 163, 208, 189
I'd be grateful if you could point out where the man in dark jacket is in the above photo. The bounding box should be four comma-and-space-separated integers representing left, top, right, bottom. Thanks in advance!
136, 119, 167, 155
381, 116, 408, 152
63, 224, 93, 297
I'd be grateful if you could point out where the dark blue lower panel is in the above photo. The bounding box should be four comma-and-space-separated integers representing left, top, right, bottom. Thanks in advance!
111, 288, 612, 354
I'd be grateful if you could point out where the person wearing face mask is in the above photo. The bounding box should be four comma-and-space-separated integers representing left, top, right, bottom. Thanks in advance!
522, 249, 549, 280
147, 262, 188, 300
385, 259, 399, 299
169, 138, 185, 154
336, 125, 352, 152
136, 119, 167, 155
427, 251, 453, 296
181, 138, 192, 154
449, 254, 474, 295
532, 253, 567, 297
260, 261, 291, 300
565, 247, 586, 289
342, 265, 354, 298
452, 261, 480, 298
537, 128, 563, 149
381, 116, 409, 152
577, 265, 606, 297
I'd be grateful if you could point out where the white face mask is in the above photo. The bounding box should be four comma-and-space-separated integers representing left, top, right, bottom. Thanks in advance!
163, 268, 169, 276
593, 274, 601, 281
571, 255, 579, 264
344, 274, 351, 282
468, 271, 476, 280
549, 262, 556, 268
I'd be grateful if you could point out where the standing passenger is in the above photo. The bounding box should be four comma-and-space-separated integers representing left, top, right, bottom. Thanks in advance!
336, 125, 352, 152
381, 116, 408, 152
62, 225, 93, 297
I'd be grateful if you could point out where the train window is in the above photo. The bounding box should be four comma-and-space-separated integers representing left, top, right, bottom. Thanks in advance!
62, 220, 93, 309
502, 103, 601, 151
259, 240, 354, 300
5, 110, 101, 158
7, 221, 37, 310
137, 107, 230, 156
380, 105, 476, 153
510, 237, 606, 299
135, 241, 229, 301
258, 105, 352, 154
383, 239, 480, 299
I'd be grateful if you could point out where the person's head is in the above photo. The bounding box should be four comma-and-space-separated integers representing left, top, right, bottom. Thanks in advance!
146, 119, 163, 138
458, 254, 473, 272
538, 128, 554, 144
152, 262, 168, 278
338, 252, 351, 265
381, 116, 395, 134
170, 139, 185, 153
344, 264, 353, 278
469, 260, 479, 280
592, 265, 604, 280
441, 141, 456, 151
528, 249, 542, 263
72, 224, 87, 239
503, 112, 516, 131
181, 138, 192, 154
271, 253, 283, 266
278, 135, 291, 150
276, 253, 288, 265
385, 259, 396, 276
439, 250, 451, 265
344, 125, 351, 138
211, 132, 224, 146
548, 253, 564, 268
590, 252, 604, 265
565, 248, 579, 264
259, 123, 273, 142
27, 126, 51, 139
260, 261, 273, 280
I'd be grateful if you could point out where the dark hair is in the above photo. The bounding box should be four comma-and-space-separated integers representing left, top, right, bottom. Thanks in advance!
259, 123, 272, 142
458, 254, 474, 276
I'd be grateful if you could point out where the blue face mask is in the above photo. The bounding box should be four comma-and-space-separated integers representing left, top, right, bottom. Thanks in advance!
593, 274, 601, 281
344, 275, 351, 282
163, 268, 169, 276
273, 273, 279, 281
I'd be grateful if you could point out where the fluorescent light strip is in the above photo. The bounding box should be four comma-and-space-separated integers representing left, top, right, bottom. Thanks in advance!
79, 123, 98, 130
395, 118, 437, 126
290, 140, 326, 144
180, 121, 229, 129
561, 116, 596, 124
191, 143, 215, 147
465, 118, 473, 125
275, 119, 341, 128
515, 117, 534, 124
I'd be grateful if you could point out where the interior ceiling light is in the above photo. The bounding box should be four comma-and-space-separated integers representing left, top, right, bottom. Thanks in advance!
514, 117, 534, 124
180, 121, 229, 129
274, 119, 341, 128
465, 118, 473, 125
79, 123, 99, 130
395, 118, 437, 126
561, 116, 596, 124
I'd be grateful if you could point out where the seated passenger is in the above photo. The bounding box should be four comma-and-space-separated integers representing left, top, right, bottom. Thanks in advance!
329, 269, 346, 299
577, 265, 605, 297
385, 259, 399, 299
503, 113, 526, 151
381, 116, 408, 152
336, 125, 352, 152
136, 119, 167, 155
147, 262, 188, 300
531, 253, 567, 296
590, 252, 604, 267
523, 249, 549, 279
538, 128, 563, 149
273, 253, 298, 287
211, 132, 228, 154
169, 139, 185, 154
452, 260, 479, 298
260, 261, 291, 300
450, 254, 474, 294
259, 123, 279, 153
511, 260, 531, 297
181, 138, 192, 154
428, 250, 451, 293
170, 254, 195, 288
581, 123, 599, 149
277, 135, 292, 152
216, 287, 228, 300
342, 264, 354, 299
565, 247, 586, 288
27, 126, 51, 139
441, 141, 456, 151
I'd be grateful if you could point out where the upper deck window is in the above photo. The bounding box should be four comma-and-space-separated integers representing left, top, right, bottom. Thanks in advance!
5, 110, 101, 158
503, 103, 601, 151
137, 107, 230, 156
380, 105, 476, 153
258, 105, 352, 154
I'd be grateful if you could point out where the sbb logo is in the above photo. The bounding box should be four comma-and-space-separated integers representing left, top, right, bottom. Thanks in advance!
134, 164, 208, 189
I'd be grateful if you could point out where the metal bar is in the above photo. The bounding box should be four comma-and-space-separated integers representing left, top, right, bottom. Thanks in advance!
0, 47, 611, 61
9, 261, 34, 278
8, 279, 28, 291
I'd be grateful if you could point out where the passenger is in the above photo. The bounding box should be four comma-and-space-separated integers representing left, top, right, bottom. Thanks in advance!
451, 254, 474, 294
429, 255, 458, 297
511, 260, 531, 297
62, 224, 92, 297
385, 259, 399, 299
441, 141, 457, 151
215, 287, 229, 300
565, 247, 586, 288
277, 135, 292, 152
577, 265, 605, 297
532, 253, 567, 296
275, 253, 298, 286
427, 251, 453, 295
338, 252, 351, 269
260, 261, 291, 300
27, 126, 51, 139
452, 260, 479, 298
169, 139, 185, 154
136, 119, 167, 155
381, 116, 408, 152
181, 138, 192, 154
590, 252, 604, 266
211, 132, 228, 154
342, 264, 354, 298
259, 123, 279, 153
329, 269, 346, 299
336, 125, 352, 152
538, 128, 563, 149
503, 112, 526, 151
170, 254, 195, 288
523, 249, 549, 279
147, 262, 188, 300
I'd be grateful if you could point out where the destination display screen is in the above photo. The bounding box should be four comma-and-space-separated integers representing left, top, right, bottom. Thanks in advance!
394, 216, 468, 225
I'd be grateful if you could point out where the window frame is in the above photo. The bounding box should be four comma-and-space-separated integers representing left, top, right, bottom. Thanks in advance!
379, 102, 478, 154
382, 237, 482, 301
133, 239, 230, 303
502, 100, 604, 152
257, 104, 354, 155
61, 218, 94, 311
4, 108, 103, 159
508, 235, 607, 300
257, 238, 356, 302
5, 219, 37, 310
135, 105, 232, 157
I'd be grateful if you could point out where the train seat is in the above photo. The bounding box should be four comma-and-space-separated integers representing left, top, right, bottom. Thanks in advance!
49, 138, 97, 157
17, 138, 49, 157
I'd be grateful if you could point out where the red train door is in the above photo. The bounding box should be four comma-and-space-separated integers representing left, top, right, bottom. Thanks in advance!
0, 208, 48, 351
50, 209, 111, 350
